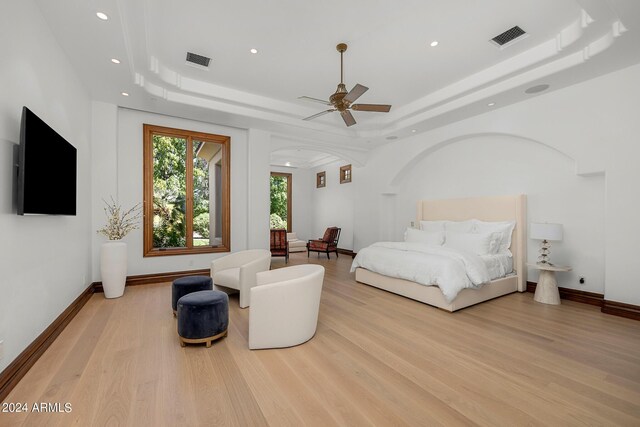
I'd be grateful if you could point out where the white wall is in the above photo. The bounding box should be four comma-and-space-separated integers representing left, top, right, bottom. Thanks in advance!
310, 161, 356, 250
91, 102, 118, 280
91, 107, 266, 278
354, 63, 640, 305
270, 166, 313, 241
0, 0, 92, 372
247, 129, 271, 249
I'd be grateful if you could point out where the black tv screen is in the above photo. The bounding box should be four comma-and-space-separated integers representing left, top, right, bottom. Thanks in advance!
18, 107, 77, 216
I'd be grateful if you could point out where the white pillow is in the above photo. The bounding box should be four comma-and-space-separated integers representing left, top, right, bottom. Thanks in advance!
474, 220, 516, 254
419, 220, 447, 232
405, 228, 445, 246
445, 231, 501, 255
445, 220, 475, 233
420, 220, 475, 233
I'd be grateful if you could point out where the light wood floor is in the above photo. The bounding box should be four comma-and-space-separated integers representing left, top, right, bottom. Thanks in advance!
3, 253, 640, 426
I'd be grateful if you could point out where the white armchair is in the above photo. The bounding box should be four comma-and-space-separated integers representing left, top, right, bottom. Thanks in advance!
211, 249, 271, 308
287, 232, 307, 253
249, 264, 325, 350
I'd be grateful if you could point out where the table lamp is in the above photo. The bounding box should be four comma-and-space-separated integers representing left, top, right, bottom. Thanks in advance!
530, 223, 563, 265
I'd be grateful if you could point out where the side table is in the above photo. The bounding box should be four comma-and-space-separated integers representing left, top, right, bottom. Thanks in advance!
527, 263, 572, 305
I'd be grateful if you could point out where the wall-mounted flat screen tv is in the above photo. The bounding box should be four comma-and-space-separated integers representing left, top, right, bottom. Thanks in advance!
17, 107, 77, 216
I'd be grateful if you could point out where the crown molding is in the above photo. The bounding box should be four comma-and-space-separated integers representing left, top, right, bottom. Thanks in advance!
115, 3, 627, 141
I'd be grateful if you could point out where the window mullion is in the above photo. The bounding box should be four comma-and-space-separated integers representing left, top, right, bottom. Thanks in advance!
185, 136, 194, 249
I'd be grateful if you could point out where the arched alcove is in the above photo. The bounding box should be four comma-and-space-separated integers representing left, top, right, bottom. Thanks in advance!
368, 132, 605, 295
389, 132, 575, 189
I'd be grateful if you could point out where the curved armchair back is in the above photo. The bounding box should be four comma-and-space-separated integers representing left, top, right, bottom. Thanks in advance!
211, 249, 271, 308
249, 264, 325, 350
211, 249, 271, 272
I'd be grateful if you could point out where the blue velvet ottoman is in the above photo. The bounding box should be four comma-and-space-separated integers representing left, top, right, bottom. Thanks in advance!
177, 290, 229, 348
172, 275, 213, 316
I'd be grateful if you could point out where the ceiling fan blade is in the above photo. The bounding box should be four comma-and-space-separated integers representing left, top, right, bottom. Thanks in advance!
303, 109, 336, 121
351, 104, 392, 112
298, 96, 332, 106
343, 84, 369, 104
341, 110, 356, 127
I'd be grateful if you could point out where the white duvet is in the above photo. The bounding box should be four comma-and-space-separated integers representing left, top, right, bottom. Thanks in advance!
350, 242, 491, 303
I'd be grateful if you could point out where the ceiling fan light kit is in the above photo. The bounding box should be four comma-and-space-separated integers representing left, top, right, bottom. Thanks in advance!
301, 43, 392, 127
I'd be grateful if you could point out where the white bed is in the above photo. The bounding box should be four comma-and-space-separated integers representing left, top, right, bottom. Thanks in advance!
353, 195, 527, 312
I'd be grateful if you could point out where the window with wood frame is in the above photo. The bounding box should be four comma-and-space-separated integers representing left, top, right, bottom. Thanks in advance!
270, 172, 292, 232
143, 124, 230, 257
316, 171, 326, 188
340, 164, 352, 184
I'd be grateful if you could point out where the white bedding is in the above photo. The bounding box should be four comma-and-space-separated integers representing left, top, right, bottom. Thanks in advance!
350, 242, 513, 303
481, 253, 513, 280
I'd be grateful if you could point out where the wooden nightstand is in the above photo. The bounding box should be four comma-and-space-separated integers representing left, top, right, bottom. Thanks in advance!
527, 263, 572, 305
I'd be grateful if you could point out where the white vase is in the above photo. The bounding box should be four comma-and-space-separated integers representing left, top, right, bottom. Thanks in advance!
101, 241, 127, 298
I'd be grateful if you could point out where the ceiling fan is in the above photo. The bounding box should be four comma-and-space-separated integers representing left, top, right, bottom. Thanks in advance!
300, 43, 392, 127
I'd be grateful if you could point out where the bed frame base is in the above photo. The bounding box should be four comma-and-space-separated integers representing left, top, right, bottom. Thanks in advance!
355, 268, 519, 312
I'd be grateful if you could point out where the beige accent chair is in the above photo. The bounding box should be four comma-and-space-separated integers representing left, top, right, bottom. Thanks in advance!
249, 264, 325, 350
211, 249, 271, 308
287, 232, 307, 253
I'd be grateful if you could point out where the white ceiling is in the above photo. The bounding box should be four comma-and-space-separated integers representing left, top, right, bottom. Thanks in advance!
35, 0, 640, 149
271, 149, 340, 170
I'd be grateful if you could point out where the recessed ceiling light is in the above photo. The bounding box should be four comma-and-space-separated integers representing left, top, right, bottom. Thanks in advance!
525, 84, 550, 94
250, 48, 258, 54
430, 40, 439, 47
285, 162, 291, 166
487, 102, 496, 107
96, 12, 109, 20
411, 129, 417, 133
121, 92, 129, 96
111, 58, 121, 64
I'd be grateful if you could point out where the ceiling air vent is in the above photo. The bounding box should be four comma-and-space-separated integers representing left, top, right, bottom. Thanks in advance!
186, 52, 211, 69
490, 26, 527, 48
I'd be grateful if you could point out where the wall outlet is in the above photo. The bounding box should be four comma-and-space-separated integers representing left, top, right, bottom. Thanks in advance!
0, 340, 4, 361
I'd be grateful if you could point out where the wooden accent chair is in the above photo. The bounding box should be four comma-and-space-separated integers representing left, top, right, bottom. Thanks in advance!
307, 227, 341, 259
270, 229, 289, 263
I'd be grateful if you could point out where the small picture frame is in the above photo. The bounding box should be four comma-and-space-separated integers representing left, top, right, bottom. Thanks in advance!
316, 171, 326, 188
340, 164, 352, 184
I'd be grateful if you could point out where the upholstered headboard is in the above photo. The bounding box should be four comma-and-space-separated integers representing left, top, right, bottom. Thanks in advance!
416, 194, 527, 291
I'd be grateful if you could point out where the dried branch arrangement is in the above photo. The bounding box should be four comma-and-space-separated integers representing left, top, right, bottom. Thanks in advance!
97, 197, 142, 240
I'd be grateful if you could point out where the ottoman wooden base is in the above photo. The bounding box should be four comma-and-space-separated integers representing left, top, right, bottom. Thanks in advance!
179, 329, 228, 348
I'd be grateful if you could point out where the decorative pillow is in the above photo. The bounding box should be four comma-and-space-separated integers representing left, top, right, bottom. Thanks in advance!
474, 220, 516, 254
405, 228, 445, 246
444, 220, 475, 233
419, 220, 447, 232
445, 231, 501, 255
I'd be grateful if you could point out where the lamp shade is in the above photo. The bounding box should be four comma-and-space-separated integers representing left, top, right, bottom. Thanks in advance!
530, 223, 563, 241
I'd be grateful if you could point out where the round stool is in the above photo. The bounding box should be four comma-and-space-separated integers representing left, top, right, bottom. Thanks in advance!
172, 276, 213, 316
177, 290, 229, 348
